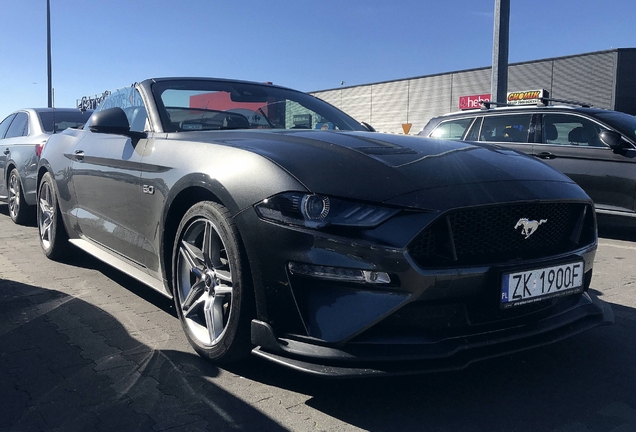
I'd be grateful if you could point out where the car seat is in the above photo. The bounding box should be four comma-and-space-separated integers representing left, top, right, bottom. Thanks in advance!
568, 127, 590, 145
480, 125, 493, 141
544, 123, 558, 142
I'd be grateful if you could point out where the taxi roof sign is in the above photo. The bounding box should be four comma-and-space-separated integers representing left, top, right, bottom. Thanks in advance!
507, 89, 549, 105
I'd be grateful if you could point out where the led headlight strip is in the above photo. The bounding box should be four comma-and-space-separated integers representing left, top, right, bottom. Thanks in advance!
256, 192, 399, 229
288, 262, 391, 284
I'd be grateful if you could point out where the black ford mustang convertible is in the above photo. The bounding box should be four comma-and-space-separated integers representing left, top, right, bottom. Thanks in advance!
36, 78, 613, 376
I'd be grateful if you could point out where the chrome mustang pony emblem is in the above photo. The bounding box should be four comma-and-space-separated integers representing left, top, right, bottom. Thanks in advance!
514, 218, 547, 239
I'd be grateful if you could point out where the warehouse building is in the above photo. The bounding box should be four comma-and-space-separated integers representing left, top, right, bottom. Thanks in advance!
311, 48, 636, 134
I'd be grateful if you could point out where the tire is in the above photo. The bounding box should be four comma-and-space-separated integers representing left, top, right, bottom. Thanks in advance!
172, 201, 254, 363
37, 172, 70, 260
8, 168, 32, 225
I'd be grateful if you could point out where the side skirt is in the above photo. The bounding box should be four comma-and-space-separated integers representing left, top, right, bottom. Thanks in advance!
69, 238, 171, 298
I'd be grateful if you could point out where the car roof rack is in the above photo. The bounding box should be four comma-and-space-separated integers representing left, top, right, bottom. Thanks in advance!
537, 97, 593, 108
479, 101, 515, 110
479, 98, 593, 110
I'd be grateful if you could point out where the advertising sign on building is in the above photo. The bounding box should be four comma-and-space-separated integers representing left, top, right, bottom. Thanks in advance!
459, 94, 491, 110
507, 89, 549, 106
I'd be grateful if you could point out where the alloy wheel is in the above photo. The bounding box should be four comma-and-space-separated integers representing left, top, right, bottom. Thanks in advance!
176, 218, 234, 346
38, 181, 54, 250
8, 171, 20, 220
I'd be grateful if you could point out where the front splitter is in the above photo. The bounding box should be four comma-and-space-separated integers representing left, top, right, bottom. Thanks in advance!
251, 299, 613, 378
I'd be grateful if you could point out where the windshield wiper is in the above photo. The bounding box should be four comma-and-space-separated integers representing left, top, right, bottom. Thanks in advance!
258, 108, 275, 128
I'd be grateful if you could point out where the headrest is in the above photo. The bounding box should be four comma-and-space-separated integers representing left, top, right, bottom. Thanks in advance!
544, 123, 558, 141
568, 127, 589, 143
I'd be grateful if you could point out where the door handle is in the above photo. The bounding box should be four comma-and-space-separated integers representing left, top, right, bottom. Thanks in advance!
3, 148, 9, 155
535, 152, 556, 160
74, 150, 85, 161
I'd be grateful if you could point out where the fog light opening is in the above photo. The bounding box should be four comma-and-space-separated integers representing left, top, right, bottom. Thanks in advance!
288, 262, 390, 284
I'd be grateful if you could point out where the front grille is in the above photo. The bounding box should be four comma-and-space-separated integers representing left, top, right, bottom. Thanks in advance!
408, 202, 595, 268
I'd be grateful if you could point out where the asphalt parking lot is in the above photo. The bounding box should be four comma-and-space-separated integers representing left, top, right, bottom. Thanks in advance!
1, 205, 636, 432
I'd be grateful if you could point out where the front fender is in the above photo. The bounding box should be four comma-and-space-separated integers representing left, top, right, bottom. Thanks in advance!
151, 144, 307, 294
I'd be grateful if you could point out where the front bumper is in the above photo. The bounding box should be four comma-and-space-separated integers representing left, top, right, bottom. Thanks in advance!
250, 291, 612, 377
236, 200, 611, 377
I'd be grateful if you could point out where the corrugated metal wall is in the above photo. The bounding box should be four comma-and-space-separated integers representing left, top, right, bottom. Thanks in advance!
449, 68, 492, 110
508, 61, 553, 96
551, 52, 616, 108
312, 50, 621, 134
340, 85, 372, 124
369, 81, 409, 133
408, 75, 453, 133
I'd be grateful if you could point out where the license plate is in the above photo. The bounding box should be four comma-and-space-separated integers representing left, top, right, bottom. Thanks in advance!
501, 261, 584, 309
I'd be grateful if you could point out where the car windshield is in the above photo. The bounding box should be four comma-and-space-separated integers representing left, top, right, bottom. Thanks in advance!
151, 80, 366, 132
594, 111, 636, 142
39, 110, 93, 133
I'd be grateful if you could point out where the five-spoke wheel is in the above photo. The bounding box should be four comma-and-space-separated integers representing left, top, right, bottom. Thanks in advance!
8, 168, 31, 224
37, 172, 69, 260
173, 201, 252, 362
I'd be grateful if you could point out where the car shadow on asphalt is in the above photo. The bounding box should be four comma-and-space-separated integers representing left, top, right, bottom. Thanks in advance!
0, 203, 37, 227
60, 246, 177, 317
4, 286, 630, 432
226, 303, 634, 432
0, 280, 289, 431
3, 202, 634, 431
0, 204, 174, 316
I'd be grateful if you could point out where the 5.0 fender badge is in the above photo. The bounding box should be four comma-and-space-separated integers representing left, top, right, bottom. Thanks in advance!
514, 218, 547, 239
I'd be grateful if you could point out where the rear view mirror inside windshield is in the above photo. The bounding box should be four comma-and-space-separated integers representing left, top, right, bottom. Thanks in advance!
230, 87, 269, 103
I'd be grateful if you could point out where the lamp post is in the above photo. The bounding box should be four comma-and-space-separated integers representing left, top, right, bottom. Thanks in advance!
491, 0, 510, 104
47, 0, 53, 107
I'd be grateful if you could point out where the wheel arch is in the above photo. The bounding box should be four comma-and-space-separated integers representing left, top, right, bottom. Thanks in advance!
158, 160, 305, 324
36, 164, 55, 199
160, 176, 249, 298
36, 164, 50, 187
5, 161, 17, 188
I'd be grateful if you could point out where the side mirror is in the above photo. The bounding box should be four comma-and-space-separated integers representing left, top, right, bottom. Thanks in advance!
599, 130, 623, 150
89, 107, 146, 139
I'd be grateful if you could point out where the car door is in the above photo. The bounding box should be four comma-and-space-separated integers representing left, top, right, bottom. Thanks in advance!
69, 88, 150, 267
535, 113, 636, 214
0, 113, 16, 197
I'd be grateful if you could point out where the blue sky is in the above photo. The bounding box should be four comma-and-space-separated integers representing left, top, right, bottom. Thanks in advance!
0, 0, 634, 118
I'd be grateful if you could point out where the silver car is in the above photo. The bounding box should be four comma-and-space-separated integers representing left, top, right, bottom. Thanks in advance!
0, 108, 92, 224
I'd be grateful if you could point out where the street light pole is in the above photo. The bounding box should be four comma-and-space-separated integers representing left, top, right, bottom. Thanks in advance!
47, 0, 53, 108
491, 0, 510, 103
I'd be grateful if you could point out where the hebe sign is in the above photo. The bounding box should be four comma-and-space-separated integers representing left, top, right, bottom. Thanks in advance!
459, 94, 490, 110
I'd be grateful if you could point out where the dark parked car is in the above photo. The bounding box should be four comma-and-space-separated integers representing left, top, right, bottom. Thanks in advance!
419, 102, 636, 223
0, 108, 92, 223
36, 78, 612, 376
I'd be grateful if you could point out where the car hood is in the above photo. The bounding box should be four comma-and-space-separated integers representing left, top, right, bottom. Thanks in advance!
181, 130, 583, 208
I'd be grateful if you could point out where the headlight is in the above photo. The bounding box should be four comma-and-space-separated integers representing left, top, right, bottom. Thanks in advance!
255, 192, 399, 229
